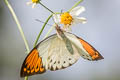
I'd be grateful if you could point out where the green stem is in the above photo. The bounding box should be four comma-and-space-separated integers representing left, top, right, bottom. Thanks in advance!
4, 0, 30, 53
68, 0, 83, 12
34, 14, 53, 47
4, 0, 30, 80
25, 76, 28, 80
39, 2, 54, 13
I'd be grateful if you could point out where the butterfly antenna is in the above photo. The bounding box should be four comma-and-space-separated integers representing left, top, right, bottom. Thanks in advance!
35, 19, 52, 26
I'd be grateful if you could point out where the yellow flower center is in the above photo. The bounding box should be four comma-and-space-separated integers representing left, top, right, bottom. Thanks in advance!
60, 12, 73, 25
32, 0, 39, 3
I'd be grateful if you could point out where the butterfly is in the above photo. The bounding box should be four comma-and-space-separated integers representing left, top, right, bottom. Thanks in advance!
20, 25, 104, 77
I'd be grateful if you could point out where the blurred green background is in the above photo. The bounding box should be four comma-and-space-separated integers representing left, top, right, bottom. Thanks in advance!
0, 0, 120, 80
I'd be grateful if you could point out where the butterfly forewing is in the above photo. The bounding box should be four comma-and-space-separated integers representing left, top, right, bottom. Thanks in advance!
79, 38, 104, 60
64, 32, 104, 61
20, 49, 45, 77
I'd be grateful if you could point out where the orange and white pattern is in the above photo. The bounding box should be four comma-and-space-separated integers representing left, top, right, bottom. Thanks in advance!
20, 26, 103, 77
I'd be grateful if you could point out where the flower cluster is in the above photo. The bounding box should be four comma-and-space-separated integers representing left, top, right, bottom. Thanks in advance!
27, 0, 87, 30
53, 6, 86, 29
27, 0, 40, 8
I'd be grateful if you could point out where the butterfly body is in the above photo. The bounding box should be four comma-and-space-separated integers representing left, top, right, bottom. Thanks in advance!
20, 27, 103, 77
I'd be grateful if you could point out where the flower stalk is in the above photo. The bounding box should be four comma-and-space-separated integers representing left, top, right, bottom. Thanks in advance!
4, 0, 30, 53
39, 2, 54, 13
68, 0, 83, 12
4, 0, 30, 80
33, 14, 53, 47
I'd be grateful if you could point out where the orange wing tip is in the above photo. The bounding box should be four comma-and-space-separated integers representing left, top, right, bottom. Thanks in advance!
20, 49, 46, 77
79, 39, 104, 61
91, 52, 104, 60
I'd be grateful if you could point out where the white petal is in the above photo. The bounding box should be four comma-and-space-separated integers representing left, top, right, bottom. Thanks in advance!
70, 6, 85, 16
53, 14, 61, 24
73, 17, 87, 24
32, 3, 36, 8
26, 1, 33, 5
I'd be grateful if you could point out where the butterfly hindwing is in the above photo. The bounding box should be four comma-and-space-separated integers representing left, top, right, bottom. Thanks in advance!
47, 36, 80, 70
20, 49, 45, 77
36, 34, 80, 71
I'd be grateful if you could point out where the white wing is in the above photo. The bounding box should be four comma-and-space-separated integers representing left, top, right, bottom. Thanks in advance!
64, 32, 103, 61
36, 32, 103, 71
21, 30, 104, 77
64, 32, 93, 60
37, 34, 80, 71
20, 31, 103, 77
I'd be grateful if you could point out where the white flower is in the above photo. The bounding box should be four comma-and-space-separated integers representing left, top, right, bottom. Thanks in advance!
27, 0, 40, 8
53, 6, 87, 29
